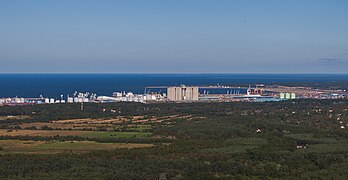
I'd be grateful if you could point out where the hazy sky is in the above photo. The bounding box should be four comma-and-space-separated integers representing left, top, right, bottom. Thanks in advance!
0, 0, 347, 73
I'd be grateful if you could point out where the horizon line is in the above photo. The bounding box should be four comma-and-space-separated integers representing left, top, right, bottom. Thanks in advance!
0, 72, 348, 75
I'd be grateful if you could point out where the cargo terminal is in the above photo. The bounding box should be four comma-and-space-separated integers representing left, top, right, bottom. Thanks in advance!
1, 84, 347, 106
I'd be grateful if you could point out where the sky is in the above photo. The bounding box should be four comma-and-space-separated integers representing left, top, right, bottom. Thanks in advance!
0, 0, 347, 73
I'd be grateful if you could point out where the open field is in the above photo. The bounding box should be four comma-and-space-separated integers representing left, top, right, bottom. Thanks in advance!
50, 115, 191, 125
11, 115, 194, 131
0, 140, 154, 154
126, 124, 152, 131
18, 121, 116, 130
0, 115, 30, 121
80, 131, 152, 138
52, 118, 127, 124
0, 130, 152, 138
0, 129, 84, 137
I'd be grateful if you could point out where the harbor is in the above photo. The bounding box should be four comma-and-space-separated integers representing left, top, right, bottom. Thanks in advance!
1, 84, 347, 106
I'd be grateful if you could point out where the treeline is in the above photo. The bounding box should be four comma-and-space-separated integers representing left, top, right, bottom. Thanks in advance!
0, 142, 347, 179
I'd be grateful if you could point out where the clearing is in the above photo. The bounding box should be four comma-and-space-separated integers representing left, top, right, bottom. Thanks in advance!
0, 140, 153, 154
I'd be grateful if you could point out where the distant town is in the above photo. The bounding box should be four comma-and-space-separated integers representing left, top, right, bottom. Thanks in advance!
0, 84, 347, 106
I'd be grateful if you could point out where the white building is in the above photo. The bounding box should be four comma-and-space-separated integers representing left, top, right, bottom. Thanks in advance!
167, 85, 199, 101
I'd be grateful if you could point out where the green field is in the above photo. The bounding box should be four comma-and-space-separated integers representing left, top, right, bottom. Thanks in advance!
35, 141, 103, 150
80, 131, 152, 138
125, 125, 152, 131
34, 141, 153, 151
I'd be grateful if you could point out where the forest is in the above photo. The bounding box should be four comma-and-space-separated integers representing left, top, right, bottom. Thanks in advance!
0, 100, 347, 179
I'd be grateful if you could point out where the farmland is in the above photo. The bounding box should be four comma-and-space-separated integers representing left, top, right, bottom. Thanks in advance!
0, 101, 348, 179
0, 107, 191, 154
80, 131, 151, 138
0, 115, 30, 121
0, 129, 84, 137
0, 140, 153, 154
6, 114, 190, 131
0, 129, 151, 138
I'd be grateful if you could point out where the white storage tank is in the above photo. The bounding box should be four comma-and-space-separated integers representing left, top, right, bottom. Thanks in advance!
279, 93, 285, 99
290, 93, 296, 99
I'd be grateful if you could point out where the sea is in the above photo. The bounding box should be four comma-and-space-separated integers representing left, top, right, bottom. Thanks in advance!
0, 74, 347, 98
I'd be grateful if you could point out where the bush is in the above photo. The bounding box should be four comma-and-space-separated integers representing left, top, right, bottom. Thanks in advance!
41, 125, 53, 130
25, 126, 38, 130
13, 126, 22, 130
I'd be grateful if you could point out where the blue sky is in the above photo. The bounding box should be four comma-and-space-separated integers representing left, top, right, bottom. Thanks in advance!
0, 0, 347, 73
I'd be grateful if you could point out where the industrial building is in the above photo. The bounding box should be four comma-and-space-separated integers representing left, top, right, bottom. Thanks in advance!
167, 85, 199, 101
279, 92, 296, 99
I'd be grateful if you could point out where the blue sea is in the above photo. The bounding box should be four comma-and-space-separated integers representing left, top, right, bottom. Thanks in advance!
0, 74, 347, 98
